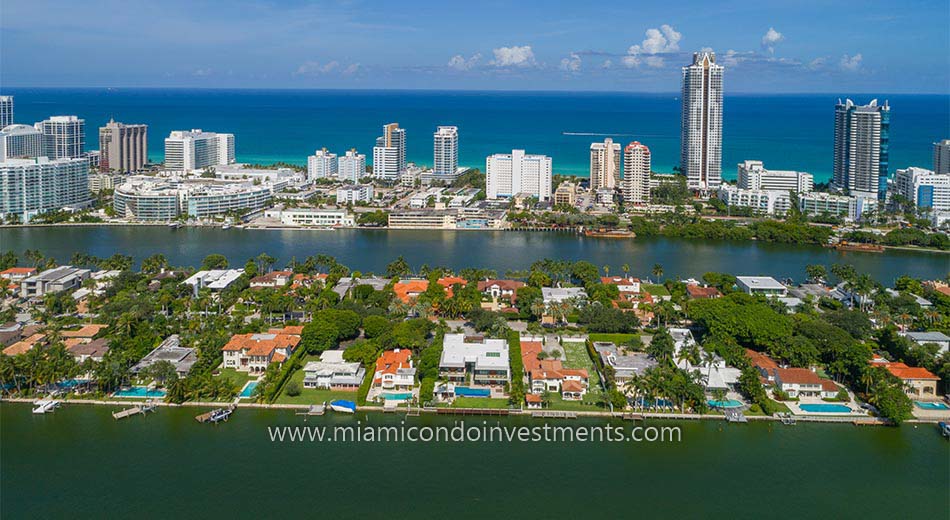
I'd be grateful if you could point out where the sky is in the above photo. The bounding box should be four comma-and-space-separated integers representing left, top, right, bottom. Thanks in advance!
2, 0, 949, 93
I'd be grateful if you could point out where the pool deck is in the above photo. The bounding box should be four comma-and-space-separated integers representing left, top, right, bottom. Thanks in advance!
784, 400, 866, 417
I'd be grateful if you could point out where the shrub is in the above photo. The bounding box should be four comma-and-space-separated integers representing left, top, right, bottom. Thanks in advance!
285, 381, 301, 397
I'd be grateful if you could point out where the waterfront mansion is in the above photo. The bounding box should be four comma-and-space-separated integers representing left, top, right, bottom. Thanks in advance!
221, 326, 301, 374
438, 333, 510, 387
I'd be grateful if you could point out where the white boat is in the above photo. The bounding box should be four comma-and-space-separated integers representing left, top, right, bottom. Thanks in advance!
167, 222, 181, 229
32, 399, 59, 414
329, 399, 356, 413
222, 223, 232, 230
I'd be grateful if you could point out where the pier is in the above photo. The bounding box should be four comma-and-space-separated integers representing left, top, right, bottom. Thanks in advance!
437, 407, 509, 416
196, 404, 235, 424
531, 410, 577, 419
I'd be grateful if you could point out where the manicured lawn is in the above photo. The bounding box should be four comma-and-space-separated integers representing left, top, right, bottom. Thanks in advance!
561, 341, 601, 389
587, 333, 639, 347
642, 284, 669, 296
450, 397, 510, 409
274, 355, 357, 405
547, 393, 606, 412
215, 368, 255, 389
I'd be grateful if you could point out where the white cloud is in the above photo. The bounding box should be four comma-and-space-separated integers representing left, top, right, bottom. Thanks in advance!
721, 49, 741, 67
192, 68, 212, 77
294, 60, 341, 76
760, 27, 784, 54
342, 63, 361, 75
602, 59, 613, 69
808, 57, 827, 70
448, 53, 481, 71
490, 45, 537, 67
623, 24, 682, 68
559, 53, 581, 73
839, 53, 862, 71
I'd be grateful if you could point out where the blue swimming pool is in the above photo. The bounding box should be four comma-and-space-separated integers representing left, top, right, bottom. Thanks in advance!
382, 392, 412, 401
239, 381, 259, 398
57, 379, 90, 389
454, 386, 491, 398
113, 387, 166, 398
799, 403, 852, 413
915, 401, 949, 410
708, 399, 743, 408
631, 397, 674, 408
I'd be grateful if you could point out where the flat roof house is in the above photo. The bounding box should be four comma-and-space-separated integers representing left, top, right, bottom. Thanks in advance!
302, 350, 365, 390
736, 276, 787, 297
221, 329, 300, 374
593, 342, 656, 385
183, 269, 245, 292
902, 331, 950, 354
541, 287, 588, 304
132, 335, 197, 377
439, 333, 510, 387
20, 266, 91, 299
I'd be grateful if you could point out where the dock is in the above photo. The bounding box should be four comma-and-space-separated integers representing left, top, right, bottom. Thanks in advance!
295, 403, 326, 416
622, 413, 644, 421
113, 400, 157, 420
383, 400, 399, 413
196, 404, 235, 424
531, 410, 577, 419
437, 407, 509, 416
724, 409, 748, 423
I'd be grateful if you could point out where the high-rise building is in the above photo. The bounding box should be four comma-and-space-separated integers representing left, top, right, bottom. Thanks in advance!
893, 167, 950, 211
164, 129, 235, 171
0, 96, 12, 127
0, 156, 91, 222
486, 149, 552, 201
98, 119, 148, 173
680, 51, 723, 191
372, 122, 405, 181
307, 148, 338, 180
589, 138, 622, 190
737, 160, 813, 193
36, 115, 85, 159
934, 139, 950, 175
0, 124, 45, 160
622, 141, 651, 204
338, 149, 367, 184
433, 126, 459, 176
833, 98, 890, 200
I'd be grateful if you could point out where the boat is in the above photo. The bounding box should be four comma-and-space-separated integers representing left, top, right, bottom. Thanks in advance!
32, 399, 60, 414
833, 241, 884, 253
167, 222, 181, 229
329, 399, 357, 413
222, 223, 232, 230
582, 228, 636, 239
209, 408, 233, 423
939, 421, 950, 439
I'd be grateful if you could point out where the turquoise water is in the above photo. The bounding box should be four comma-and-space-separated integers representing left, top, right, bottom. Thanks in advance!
239, 381, 258, 399
382, 392, 413, 400
915, 401, 949, 410
113, 386, 166, 398
708, 399, 743, 408
454, 387, 491, 397
7, 88, 948, 180
799, 403, 852, 413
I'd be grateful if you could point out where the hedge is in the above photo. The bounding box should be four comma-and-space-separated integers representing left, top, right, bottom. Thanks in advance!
507, 329, 524, 405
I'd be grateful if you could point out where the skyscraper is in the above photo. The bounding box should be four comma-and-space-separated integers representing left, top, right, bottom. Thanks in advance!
36, 115, 85, 159
589, 138, 621, 190
99, 119, 148, 173
0, 96, 12, 127
934, 139, 950, 175
372, 122, 405, 181
433, 126, 458, 176
338, 149, 366, 183
164, 129, 235, 171
486, 149, 552, 201
0, 124, 45, 160
833, 99, 890, 199
1, 156, 91, 222
307, 148, 338, 180
622, 142, 651, 205
680, 51, 723, 191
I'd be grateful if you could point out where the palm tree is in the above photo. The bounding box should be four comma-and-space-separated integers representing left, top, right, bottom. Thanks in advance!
652, 263, 664, 282
621, 263, 630, 278
603, 265, 610, 278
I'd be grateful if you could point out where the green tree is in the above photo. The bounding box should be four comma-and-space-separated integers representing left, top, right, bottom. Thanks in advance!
201, 254, 229, 270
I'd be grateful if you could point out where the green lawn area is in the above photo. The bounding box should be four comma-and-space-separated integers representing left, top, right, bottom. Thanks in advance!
561, 341, 601, 388
273, 355, 357, 405
642, 284, 669, 296
450, 397, 510, 409
546, 393, 606, 412
587, 333, 639, 347
215, 368, 255, 390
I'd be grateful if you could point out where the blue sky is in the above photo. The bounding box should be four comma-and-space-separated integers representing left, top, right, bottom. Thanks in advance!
2, 0, 948, 92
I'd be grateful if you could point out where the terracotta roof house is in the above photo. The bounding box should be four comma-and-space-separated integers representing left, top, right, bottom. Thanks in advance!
68, 338, 110, 362
746, 349, 779, 382
601, 276, 641, 293
477, 279, 526, 311
686, 285, 722, 300
2, 333, 46, 356
61, 324, 108, 339
772, 368, 839, 399
871, 359, 939, 398
249, 270, 294, 289
521, 340, 589, 400
525, 393, 543, 408
0, 267, 38, 281
373, 348, 415, 390
393, 279, 430, 303
221, 331, 300, 374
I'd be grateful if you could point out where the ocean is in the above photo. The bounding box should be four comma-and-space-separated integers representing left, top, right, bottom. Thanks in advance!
5, 88, 949, 181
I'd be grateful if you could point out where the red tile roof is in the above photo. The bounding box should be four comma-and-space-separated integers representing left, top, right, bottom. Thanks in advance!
221, 333, 300, 358
375, 349, 412, 380
746, 349, 778, 371
393, 280, 429, 303
61, 324, 108, 338
686, 285, 722, 299
774, 368, 824, 385
562, 380, 585, 392
0, 267, 37, 277
525, 393, 543, 403
881, 362, 939, 381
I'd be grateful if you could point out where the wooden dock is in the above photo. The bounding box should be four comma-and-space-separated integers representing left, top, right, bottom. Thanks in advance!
437, 407, 509, 416
196, 404, 235, 424
531, 410, 577, 419
113, 406, 143, 420
295, 404, 326, 416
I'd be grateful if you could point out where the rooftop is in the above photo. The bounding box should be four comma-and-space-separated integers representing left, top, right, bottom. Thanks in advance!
440, 333, 509, 371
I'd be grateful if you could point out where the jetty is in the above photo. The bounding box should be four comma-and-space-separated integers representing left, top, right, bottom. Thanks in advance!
724, 409, 748, 423
622, 413, 644, 421
196, 404, 235, 424
295, 403, 326, 417
437, 407, 509, 416
531, 410, 577, 419
113, 400, 157, 420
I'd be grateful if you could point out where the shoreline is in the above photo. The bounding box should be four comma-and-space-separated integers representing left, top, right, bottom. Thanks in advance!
4, 396, 925, 426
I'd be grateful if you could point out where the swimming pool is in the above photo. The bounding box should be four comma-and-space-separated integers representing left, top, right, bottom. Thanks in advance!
382, 392, 412, 401
708, 399, 743, 408
799, 403, 852, 413
631, 397, 674, 408
454, 387, 491, 398
239, 381, 259, 398
915, 401, 949, 410
113, 387, 166, 398
57, 379, 90, 389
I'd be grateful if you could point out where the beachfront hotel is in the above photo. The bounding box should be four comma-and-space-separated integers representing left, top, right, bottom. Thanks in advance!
737, 160, 813, 193
0, 156, 92, 222
35, 115, 85, 160
0, 96, 12, 127
622, 141, 651, 204
680, 51, 723, 191
98, 119, 148, 173
307, 148, 338, 180
833, 98, 890, 200
433, 125, 459, 177
163, 129, 235, 171
486, 149, 552, 201
372, 122, 406, 181
589, 137, 621, 190
0, 124, 45, 160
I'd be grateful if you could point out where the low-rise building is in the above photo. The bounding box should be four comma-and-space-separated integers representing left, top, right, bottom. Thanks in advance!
477, 279, 525, 311
0, 267, 37, 282
249, 270, 293, 289
593, 342, 656, 385
68, 338, 110, 363
183, 269, 245, 292
336, 184, 374, 204
686, 284, 722, 300
439, 334, 510, 387
541, 287, 587, 305
746, 349, 779, 382
131, 335, 197, 377
263, 207, 355, 227
870, 357, 939, 398
798, 192, 878, 222
553, 181, 577, 206
772, 368, 839, 399
2, 333, 46, 356
302, 350, 365, 390
521, 341, 589, 400
373, 349, 415, 390
901, 331, 950, 354
718, 185, 791, 216
221, 329, 300, 374
736, 276, 787, 297
20, 265, 91, 298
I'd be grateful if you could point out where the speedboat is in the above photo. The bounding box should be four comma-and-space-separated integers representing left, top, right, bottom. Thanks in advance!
32, 399, 59, 414
939, 421, 950, 439
329, 399, 356, 413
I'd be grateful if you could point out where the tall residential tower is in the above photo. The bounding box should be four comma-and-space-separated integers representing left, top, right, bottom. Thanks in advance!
99, 119, 148, 173
372, 122, 406, 181
36, 115, 85, 159
622, 142, 651, 205
486, 149, 552, 201
833, 98, 890, 200
589, 138, 622, 190
0, 96, 12, 127
433, 126, 459, 176
680, 51, 723, 191
934, 139, 950, 175
164, 129, 235, 171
